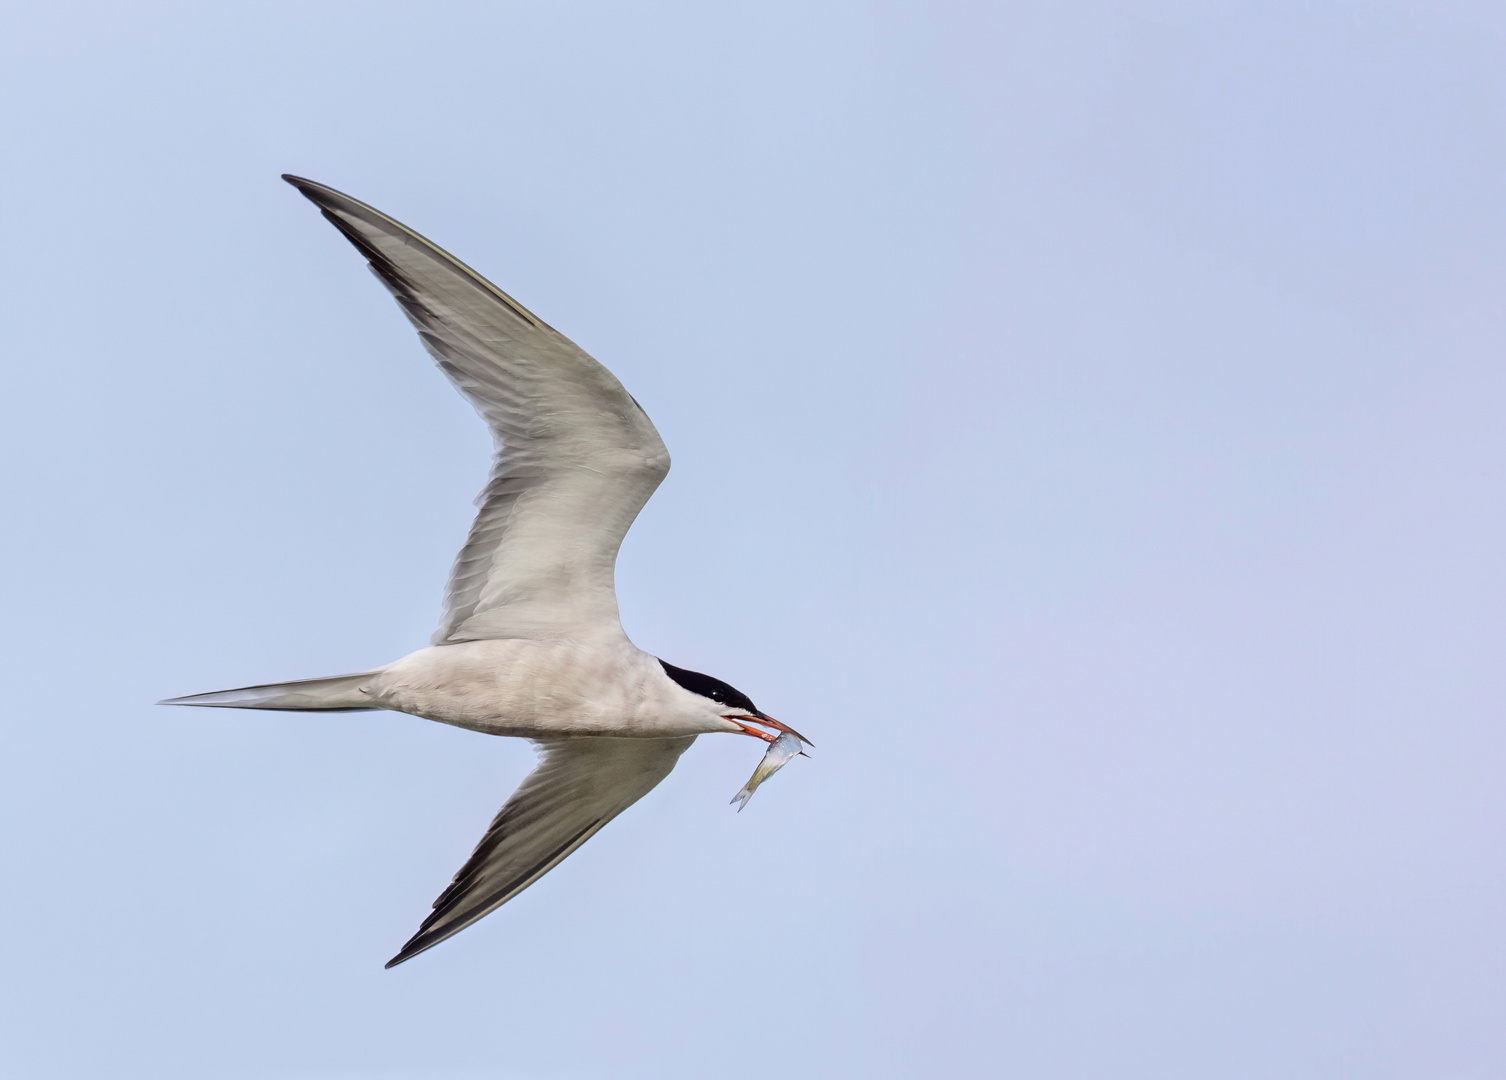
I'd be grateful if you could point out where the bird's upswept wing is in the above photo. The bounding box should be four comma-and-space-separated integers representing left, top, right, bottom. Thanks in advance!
387, 735, 695, 967
283, 176, 670, 642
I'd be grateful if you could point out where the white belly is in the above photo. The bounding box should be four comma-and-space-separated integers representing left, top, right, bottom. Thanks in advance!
365, 635, 720, 739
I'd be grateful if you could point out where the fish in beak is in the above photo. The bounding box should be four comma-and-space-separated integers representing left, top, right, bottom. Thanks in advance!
729, 730, 807, 812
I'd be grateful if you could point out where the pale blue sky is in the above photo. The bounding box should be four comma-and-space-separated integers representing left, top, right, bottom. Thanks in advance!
4, 1, 1506, 1077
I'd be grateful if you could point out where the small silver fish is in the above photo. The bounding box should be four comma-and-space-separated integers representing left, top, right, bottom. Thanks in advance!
730, 730, 806, 812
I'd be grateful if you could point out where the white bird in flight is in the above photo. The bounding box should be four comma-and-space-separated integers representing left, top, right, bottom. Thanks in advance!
162, 176, 810, 968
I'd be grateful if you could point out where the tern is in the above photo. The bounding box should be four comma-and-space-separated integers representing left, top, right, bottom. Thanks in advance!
162, 176, 809, 968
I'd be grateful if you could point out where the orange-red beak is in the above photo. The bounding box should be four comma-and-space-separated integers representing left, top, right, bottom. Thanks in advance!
725, 712, 814, 747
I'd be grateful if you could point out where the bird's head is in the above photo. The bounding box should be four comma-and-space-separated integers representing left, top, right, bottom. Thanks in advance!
657, 659, 813, 746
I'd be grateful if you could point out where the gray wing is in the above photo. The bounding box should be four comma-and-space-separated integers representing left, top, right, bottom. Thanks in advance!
284, 176, 671, 642
386, 735, 695, 967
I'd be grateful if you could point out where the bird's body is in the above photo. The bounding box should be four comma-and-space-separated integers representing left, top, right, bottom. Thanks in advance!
161, 176, 807, 967
368, 636, 744, 741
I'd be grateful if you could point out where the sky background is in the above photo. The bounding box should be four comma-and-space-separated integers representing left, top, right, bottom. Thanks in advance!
4, 1, 1506, 1077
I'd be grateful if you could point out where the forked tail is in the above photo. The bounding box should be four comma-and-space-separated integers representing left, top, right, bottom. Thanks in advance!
158, 672, 378, 711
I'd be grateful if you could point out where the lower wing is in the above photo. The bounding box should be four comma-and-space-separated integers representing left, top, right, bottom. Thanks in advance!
387, 735, 696, 967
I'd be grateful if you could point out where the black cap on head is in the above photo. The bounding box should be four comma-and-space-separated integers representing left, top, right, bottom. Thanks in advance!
659, 659, 760, 715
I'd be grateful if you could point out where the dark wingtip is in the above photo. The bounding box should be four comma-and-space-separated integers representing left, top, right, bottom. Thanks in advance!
383, 926, 437, 968
281, 174, 331, 205
384, 942, 424, 969
281, 174, 345, 208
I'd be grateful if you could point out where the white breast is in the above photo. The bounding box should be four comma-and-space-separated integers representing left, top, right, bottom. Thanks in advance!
366, 635, 726, 739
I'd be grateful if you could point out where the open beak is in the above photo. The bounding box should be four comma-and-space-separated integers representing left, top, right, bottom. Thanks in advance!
725, 712, 814, 748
